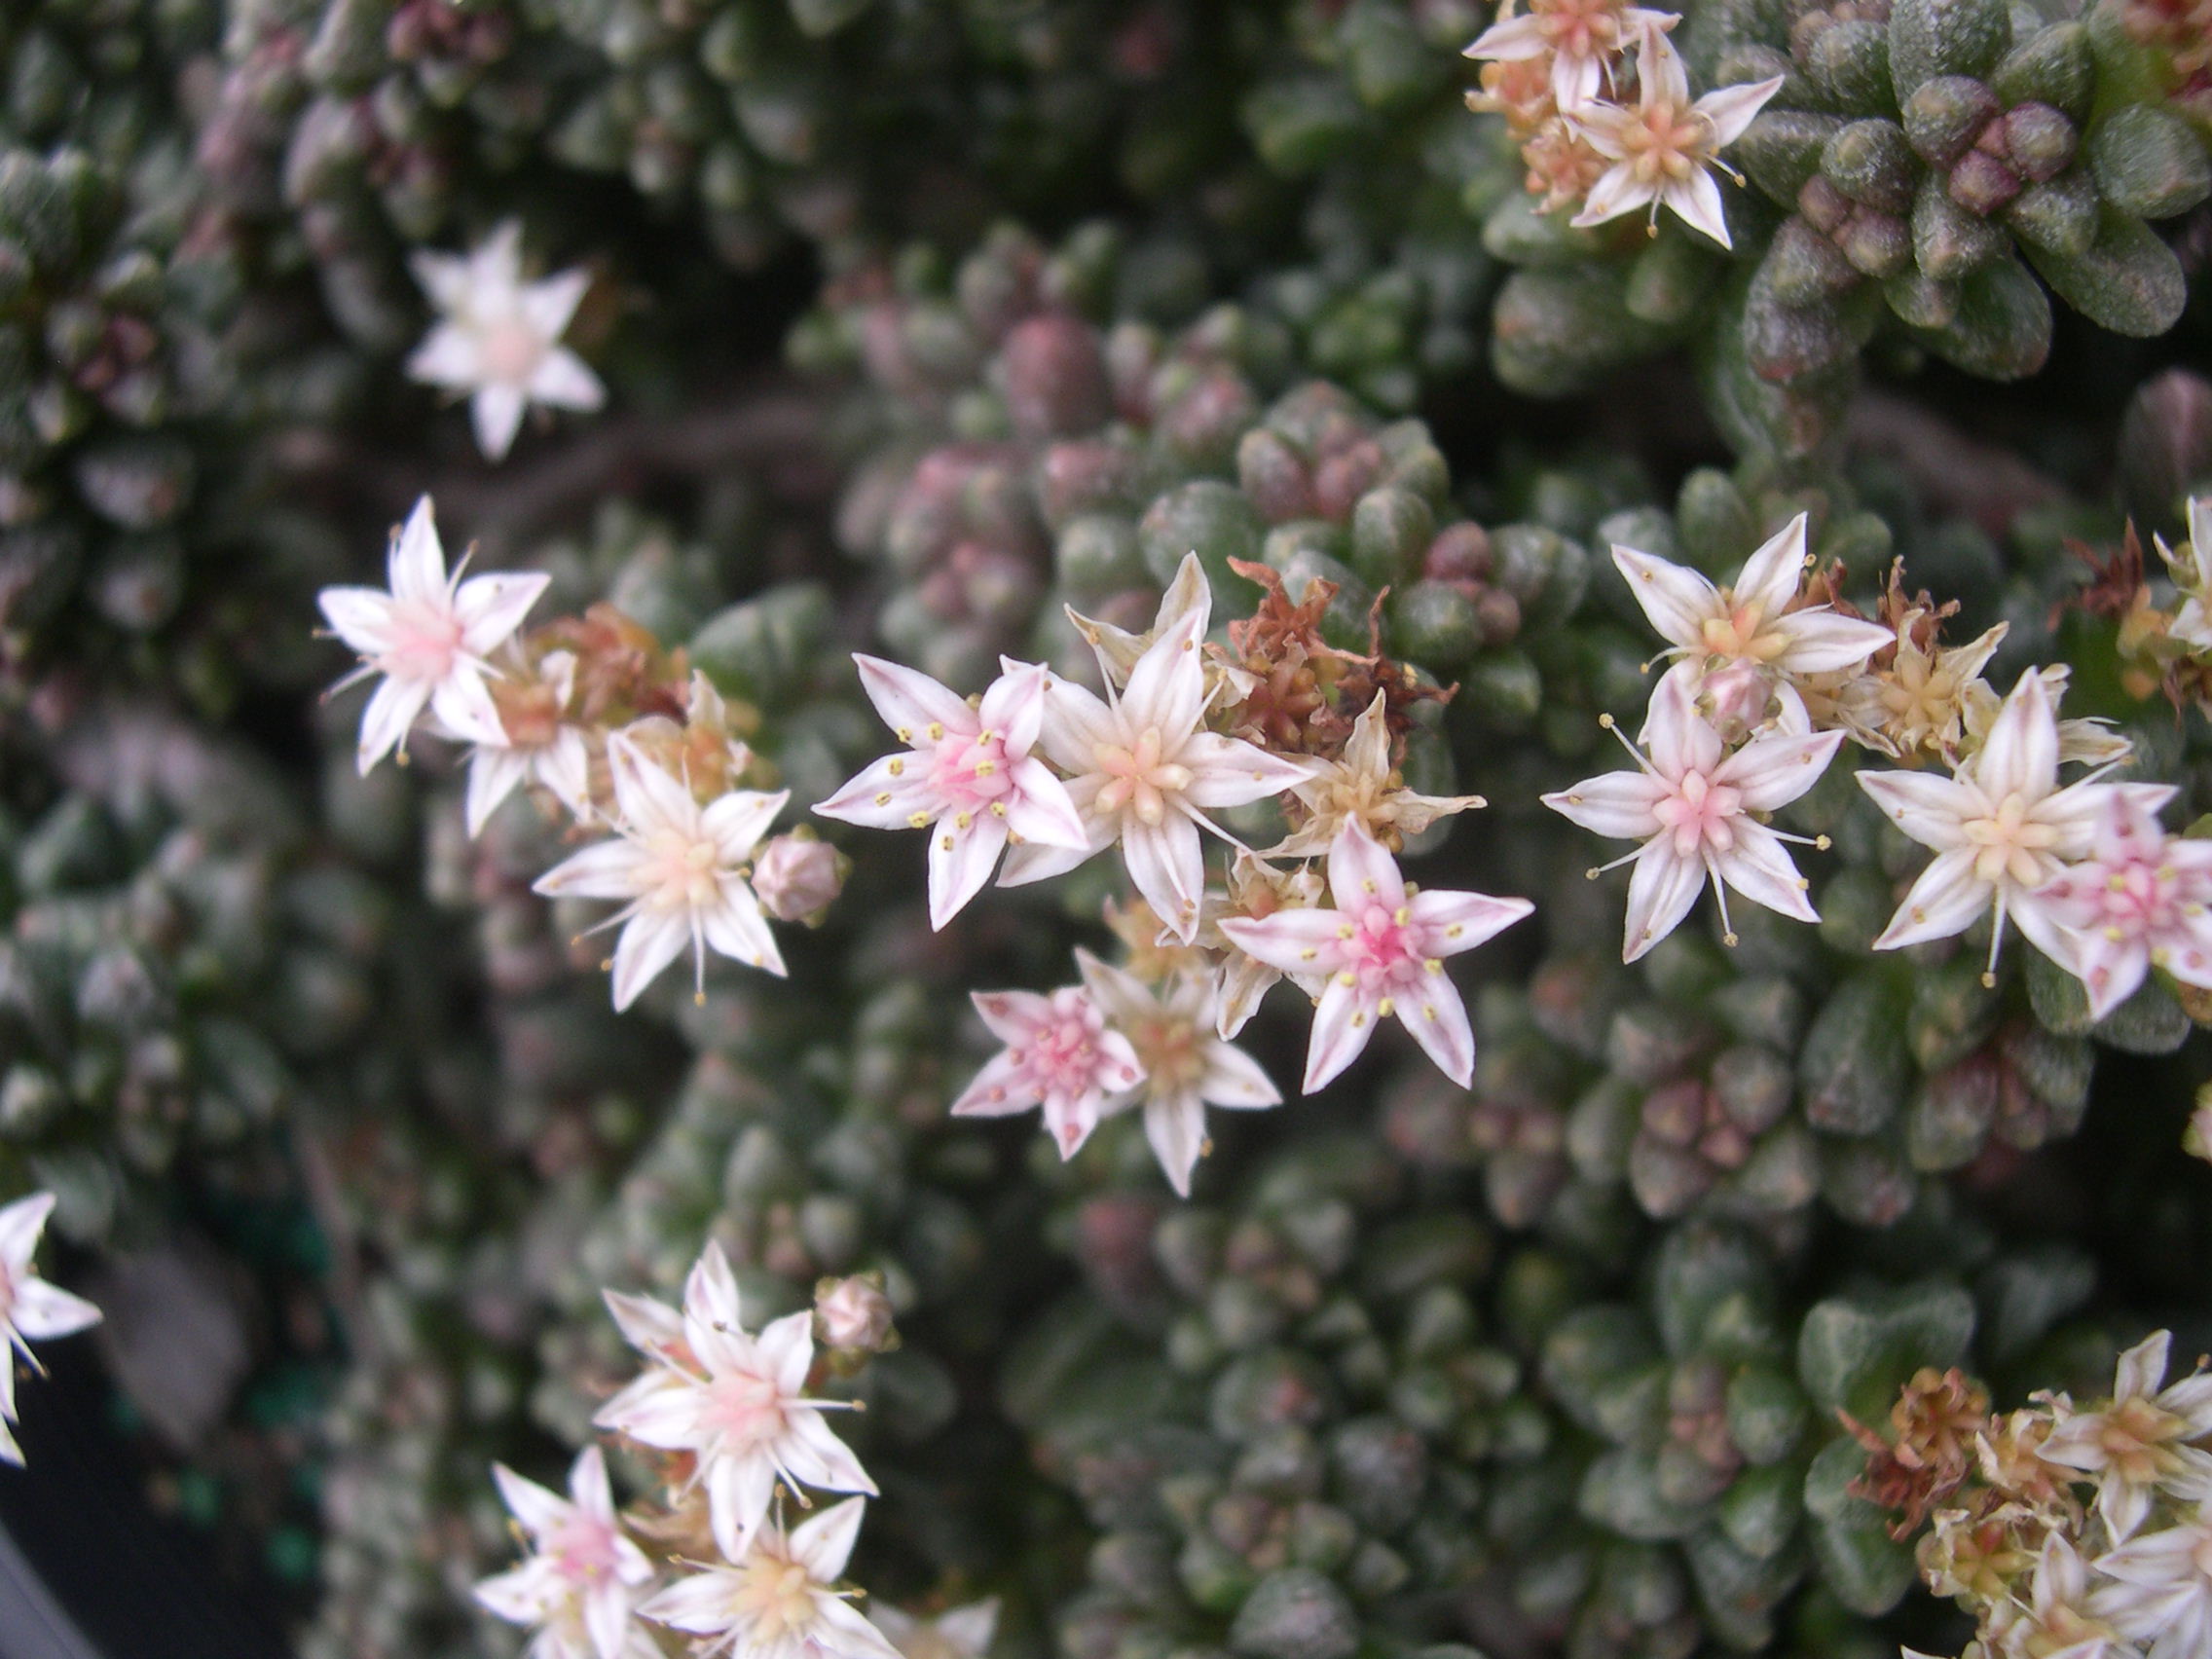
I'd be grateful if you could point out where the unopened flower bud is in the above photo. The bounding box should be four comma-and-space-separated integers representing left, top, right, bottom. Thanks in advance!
813, 1272, 898, 1354
754, 830, 847, 925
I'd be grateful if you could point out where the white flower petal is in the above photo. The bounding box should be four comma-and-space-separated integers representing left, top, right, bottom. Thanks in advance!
1613, 545, 1721, 657
1621, 843, 1705, 963
471, 382, 529, 462
1871, 846, 1989, 949
1394, 973, 1476, 1088
1302, 977, 1378, 1092
9, 1278, 101, 1342
793, 1495, 870, 1582
928, 813, 1011, 930
610, 910, 691, 1011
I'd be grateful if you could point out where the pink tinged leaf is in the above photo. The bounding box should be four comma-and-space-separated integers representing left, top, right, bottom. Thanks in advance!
1197, 1040, 1281, 1109
1303, 977, 1380, 1092
1123, 812, 1207, 941
1710, 820, 1819, 924
703, 882, 786, 977
1730, 514, 1810, 618
793, 1495, 871, 1582
1719, 724, 1846, 813
610, 910, 690, 1011
1395, 974, 1476, 1088
1612, 547, 1722, 659
815, 755, 940, 830
852, 654, 975, 742
9, 1277, 100, 1342
928, 812, 1012, 930
1870, 846, 1990, 949
1179, 732, 1321, 808
472, 382, 529, 461
978, 659, 1051, 756
535, 837, 647, 900
1974, 670, 2060, 804
949, 1050, 1042, 1119
1857, 768, 1976, 852
1543, 771, 1668, 839
1697, 75, 1786, 146
316, 586, 400, 655
1768, 608, 1895, 676
1218, 908, 1350, 977
465, 746, 532, 836
1621, 843, 1707, 963
1409, 889, 1534, 955
1144, 1093, 1207, 1198
429, 666, 509, 750
1003, 758, 1089, 848
702, 788, 788, 865
357, 674, 434, 774
1327, 819, 1408, 911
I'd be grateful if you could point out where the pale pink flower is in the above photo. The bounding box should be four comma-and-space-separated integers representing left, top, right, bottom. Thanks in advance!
1219, 820, 1531, 1091
1542, 669, 1844, 962
473, 1446, 656, 1659
1860, 670, 2138, 980
1002, 611, 1318, 941
2092, 1513, 2212, 1659
408, 220, 605, 461
2033, 793, 2212, 1019
1611, 514, 1891, 716
872, 1598, 1000, 1659
1568, 34, 1784, 247
816, 657, 1086, 930
1076, 950, 1281, 1197
594, 1240, 874, 1562
463, 648, 592, 834
638, 1497, 898, 1659
535, 737, 788, 1011
1464, 0, 1677, 111
950, 984, 1146, 1158
317, 497, 547, 776
2041, 1331, 2212, 1543
0, 1191, 101, 1466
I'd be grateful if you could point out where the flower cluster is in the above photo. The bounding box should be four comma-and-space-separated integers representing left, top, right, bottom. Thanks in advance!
1465, 0, 1782, 246
0, 1192, 102, 1468
818, 555, 1532, 1195
319, 499, 835, 1012
1865, 1332, 2212, 1659
472, 1238, 974, 1659
1543, 516, 2212, 1015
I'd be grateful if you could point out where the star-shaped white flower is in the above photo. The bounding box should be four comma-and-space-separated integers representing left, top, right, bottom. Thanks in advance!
1076, 950, 1281, 1197
872, 1596, 999, 1659
1859, 670, 2137, 979
1567, 33, 1783, 248
534, 736, 789, 1011
465, 648, 593, 835
0, 1191, 101, 1466
2092, 1512, 2212, 1659
317, 497, 547, 776
1464, 0, 1677, 111
1542, 669, 1844, 962
2041, 1331, 2212, 1544
1220, 820, 1531, 1091
2033, 793, 2212, 1019
638, 1497, 899, 1659
594, 1240, 875, 1563
815, 657, 1086, 930
1265, 691, 1485, 859
474, 1446, 657, 1659
409, 220, 606, 461
1612, 514, 1891, 720
949, 985, 1147, 1159
1002, 610, 1318, 941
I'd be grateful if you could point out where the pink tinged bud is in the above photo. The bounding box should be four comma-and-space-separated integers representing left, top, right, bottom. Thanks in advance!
814, 1274, 897, 1352
754, 832, 848, 924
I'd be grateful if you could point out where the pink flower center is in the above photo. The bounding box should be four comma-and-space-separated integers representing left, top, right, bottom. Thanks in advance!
641, 827, 724, 912
545, 1514, 621, 1586
479, 319, 547, 386
1538, 0, 1625, 59
1094, 727, 1194, 826
1620, 98, 1714, 185
1961, 792, 2062, 889
1345, 899, 1422, 991
1650, 768, 1742, 858
376, 597, 466, 682
706, 1366, 788, 1447
931, 728, 1014, 810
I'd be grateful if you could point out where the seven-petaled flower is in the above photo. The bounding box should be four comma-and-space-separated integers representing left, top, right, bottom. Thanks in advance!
1220, 820, 1531, 1091
1002, 610, 1318, 940
950, 985, 1147, 1158
2041, 1330, 2212, 1543
317, 496, 548, 776
594, 1239, 874, 1563
474, 1446, 657, 1659
2033, 792, 2212, 1019
1464, 0, 1676, 111
815, 656, 1086, 930
0, 1191, 101, 1467
1075, 949, 1280, 1197
1859, 669, 2137, 979
408, 220, 606, 462
1567, 33, 1783, 248
1542, 670, 1844, 962
637, 1497, 899, 1659
535, 736, 789, 1010
1612, 513, 1891, 728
